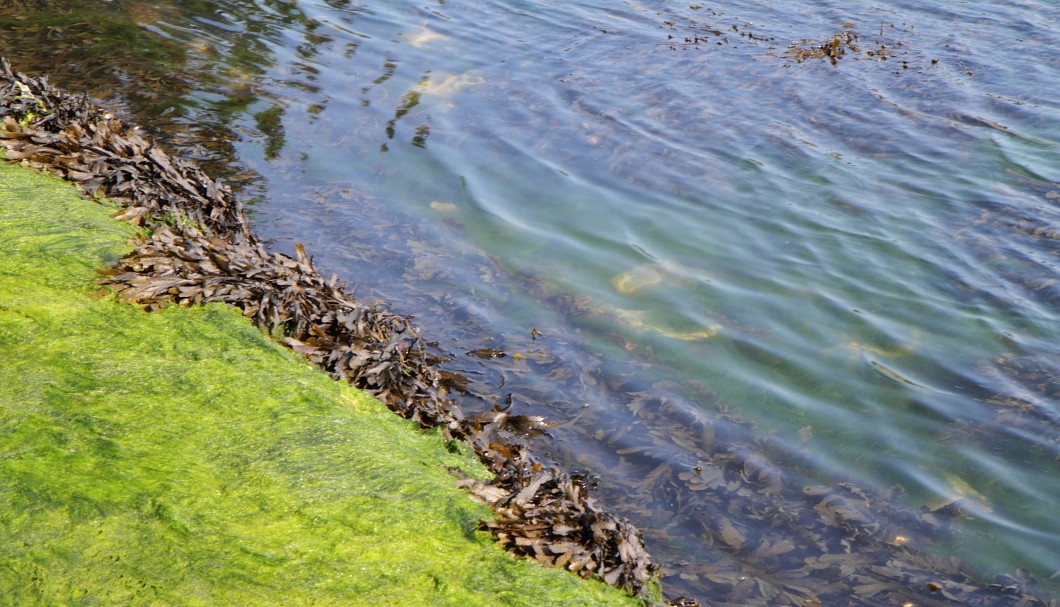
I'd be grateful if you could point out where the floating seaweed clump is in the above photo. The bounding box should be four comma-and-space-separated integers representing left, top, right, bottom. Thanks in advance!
787, 31, 861, 65
0, 58, 660, 600
784, 24, 918, 69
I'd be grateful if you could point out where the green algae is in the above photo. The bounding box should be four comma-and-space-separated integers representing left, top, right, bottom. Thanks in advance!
254, 105, 287, 161
0, 162, 643, 607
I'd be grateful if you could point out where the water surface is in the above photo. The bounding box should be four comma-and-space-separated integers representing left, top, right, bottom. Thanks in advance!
2, 0, 1057, 603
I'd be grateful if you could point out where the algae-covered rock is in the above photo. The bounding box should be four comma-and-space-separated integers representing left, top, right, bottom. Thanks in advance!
0, 60, 660, 600
0, 162, 643, 606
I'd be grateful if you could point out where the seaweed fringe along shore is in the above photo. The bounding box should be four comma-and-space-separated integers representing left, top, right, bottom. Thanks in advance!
0, 59, 663, 602
1, 59, 1056, 607
0, 162, 646, 606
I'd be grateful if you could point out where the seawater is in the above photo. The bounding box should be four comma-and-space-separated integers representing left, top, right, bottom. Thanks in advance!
2, 0, 1057, 601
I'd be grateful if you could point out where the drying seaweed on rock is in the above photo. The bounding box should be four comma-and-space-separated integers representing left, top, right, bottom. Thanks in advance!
0, 58, 660, 600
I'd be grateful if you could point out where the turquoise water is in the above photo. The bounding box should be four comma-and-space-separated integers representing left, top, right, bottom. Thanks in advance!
3, 0, 1057, 602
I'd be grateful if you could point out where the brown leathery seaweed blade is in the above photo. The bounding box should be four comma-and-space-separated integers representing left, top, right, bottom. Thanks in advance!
0, 58, 661, 601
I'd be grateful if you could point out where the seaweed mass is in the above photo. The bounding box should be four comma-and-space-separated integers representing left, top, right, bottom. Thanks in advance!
1, 59, 1055, 607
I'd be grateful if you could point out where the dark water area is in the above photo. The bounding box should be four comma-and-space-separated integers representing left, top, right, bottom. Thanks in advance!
3, 0, 1058, 604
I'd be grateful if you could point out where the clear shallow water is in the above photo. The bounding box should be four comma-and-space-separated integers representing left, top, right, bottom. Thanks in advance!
3, 0, 1058, 602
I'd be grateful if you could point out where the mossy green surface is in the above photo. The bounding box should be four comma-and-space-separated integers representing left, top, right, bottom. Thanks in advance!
0, 162, 642, 607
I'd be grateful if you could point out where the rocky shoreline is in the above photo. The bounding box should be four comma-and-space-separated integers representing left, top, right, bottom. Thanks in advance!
3, 58, 1056, 607
0, 58, 661, 601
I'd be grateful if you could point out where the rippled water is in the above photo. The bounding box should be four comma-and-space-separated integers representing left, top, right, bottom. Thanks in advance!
3, 0, 1058, 602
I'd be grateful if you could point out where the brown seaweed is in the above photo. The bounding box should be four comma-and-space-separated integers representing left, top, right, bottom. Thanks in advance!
787, 31, 861, 65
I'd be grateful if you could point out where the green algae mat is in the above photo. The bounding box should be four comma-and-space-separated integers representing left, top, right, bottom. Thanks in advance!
0, 162, 641, 607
